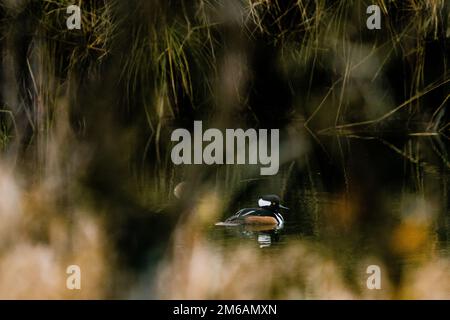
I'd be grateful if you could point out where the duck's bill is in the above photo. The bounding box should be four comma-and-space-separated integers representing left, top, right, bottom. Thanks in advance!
279, 204, 289, 210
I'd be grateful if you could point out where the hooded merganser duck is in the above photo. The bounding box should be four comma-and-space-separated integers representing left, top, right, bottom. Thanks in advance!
216, 195, 288, 227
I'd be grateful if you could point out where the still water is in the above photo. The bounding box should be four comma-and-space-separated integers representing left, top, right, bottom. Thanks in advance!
193, 135, 450, 298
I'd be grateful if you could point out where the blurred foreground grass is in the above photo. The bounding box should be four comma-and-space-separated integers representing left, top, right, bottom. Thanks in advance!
0, 0, 449, 299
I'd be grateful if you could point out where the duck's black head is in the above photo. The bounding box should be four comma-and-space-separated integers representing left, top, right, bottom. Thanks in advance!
257, 194, 289, 211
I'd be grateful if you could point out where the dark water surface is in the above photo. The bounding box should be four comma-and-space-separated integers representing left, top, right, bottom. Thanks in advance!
203, 134, 449, 293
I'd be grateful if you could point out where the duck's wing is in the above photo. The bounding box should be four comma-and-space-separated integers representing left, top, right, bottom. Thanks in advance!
224, 208, 257, 222
215, 208, 269, 226
215, 221, 240, 226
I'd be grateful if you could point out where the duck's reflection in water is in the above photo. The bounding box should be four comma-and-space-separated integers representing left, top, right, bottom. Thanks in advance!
221, 224, 282, 248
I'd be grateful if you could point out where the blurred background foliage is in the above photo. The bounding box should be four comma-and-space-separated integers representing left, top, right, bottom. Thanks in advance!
0, 0, 449, 298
